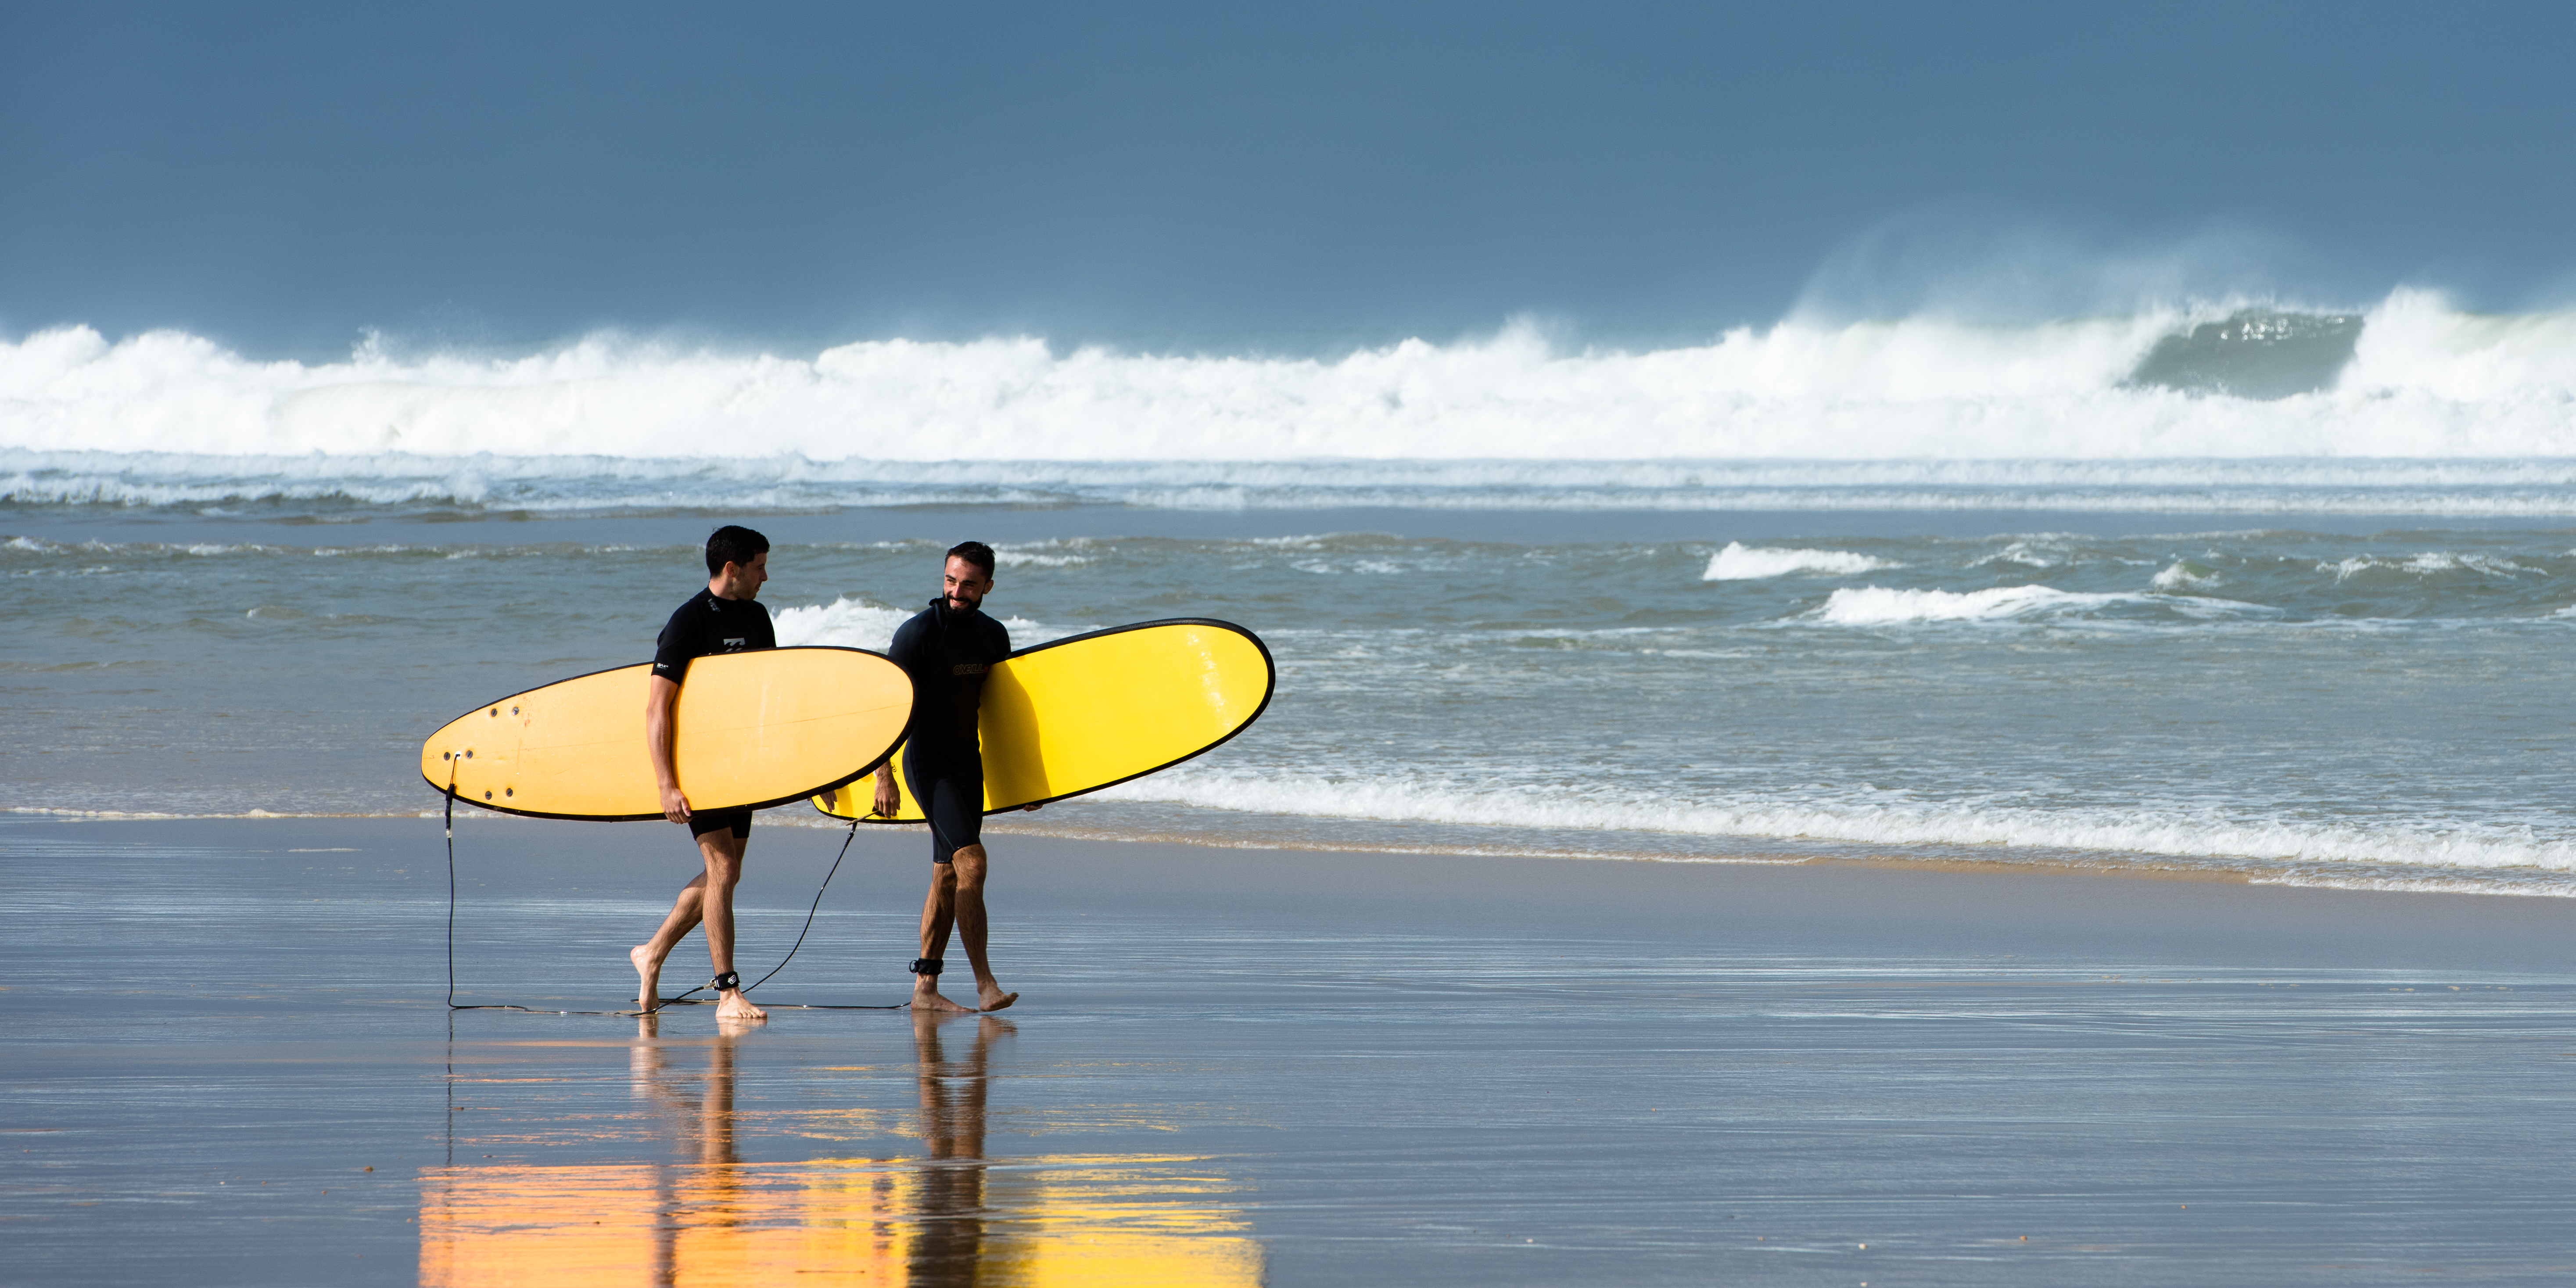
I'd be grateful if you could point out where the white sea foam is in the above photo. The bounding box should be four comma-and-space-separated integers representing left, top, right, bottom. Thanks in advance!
1701, 541, 1896, 580
1970, 539, 2074, 569
8, 291, 2576, 513
2151, 561, 2221, 591
769, 596, 1061, 651
2339, 289, 2576, 405
2324, 552, 2540, 580
1099, 769, 2576, 874
994, 543, 1093, 568
1814, 584, 2172, 624
23, 449, 2576, 514
771, 597, 912, 651
2250, 874, 2576, 898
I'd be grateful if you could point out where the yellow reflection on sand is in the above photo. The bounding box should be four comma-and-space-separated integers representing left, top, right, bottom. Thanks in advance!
421, 1015, 1261, 1288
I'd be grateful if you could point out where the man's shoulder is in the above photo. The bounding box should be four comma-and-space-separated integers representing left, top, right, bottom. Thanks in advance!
660, 592, 709, 636
888, 606, 935, 651
740, 597, 778, 645
661, 590, 773, 641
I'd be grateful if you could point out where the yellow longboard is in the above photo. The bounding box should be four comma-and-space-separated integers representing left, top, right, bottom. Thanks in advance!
422, 647, 911, 821
812, 618, 1274, 823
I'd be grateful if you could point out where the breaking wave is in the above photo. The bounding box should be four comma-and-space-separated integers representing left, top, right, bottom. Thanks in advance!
1810, 584, 2264, 625
1702, 542, 1898, 580
8, 289, 2576, 515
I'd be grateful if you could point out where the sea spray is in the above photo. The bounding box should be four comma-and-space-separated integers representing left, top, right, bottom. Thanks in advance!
11, 291, 2576, 479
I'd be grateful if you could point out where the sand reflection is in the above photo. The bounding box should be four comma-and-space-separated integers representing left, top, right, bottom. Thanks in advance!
420, 1015, 1260, 1287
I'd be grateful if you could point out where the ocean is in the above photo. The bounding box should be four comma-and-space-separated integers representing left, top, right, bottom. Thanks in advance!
11, 291, 2576, 897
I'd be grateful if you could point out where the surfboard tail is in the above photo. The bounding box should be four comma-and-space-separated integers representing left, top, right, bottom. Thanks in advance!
811, 618, 1275, 822
425, 648, 911, 822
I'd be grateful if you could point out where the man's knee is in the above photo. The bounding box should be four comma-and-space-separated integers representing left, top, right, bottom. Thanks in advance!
700, 841, 748, 886
951, 845, 989, 890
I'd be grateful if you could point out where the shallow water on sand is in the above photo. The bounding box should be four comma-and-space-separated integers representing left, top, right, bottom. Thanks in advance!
7, 817, 2576, 1286
12, 506, 2576, 895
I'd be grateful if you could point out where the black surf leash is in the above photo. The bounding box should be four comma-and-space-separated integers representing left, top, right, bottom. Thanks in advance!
443, 782, 904, 1015
651, 818, 904, 1011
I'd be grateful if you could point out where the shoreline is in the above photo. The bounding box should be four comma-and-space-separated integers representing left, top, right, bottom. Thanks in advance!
11, 811, 2572, 991
18, 804, 2576, 902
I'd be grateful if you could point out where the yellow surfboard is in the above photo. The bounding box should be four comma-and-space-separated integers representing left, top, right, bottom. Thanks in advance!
422, 647, 911, 821
811, 619, 1274, 823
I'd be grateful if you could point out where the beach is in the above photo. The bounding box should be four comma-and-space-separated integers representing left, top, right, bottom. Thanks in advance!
15, 8, 2576, 1282
7, 812, 2573, 1285
14, 491, 2576, 1286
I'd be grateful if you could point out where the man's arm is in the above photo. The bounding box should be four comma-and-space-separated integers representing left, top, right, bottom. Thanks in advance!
873, 615, 924, 818
647, 673, 689, 824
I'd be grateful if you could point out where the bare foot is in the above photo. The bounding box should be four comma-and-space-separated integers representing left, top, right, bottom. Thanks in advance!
976, 983, 1019, 1012
715, 1013, 762, 1038
910, 980, 976, 1013
714, 990, 767, 1022
630, 944, 663, 1012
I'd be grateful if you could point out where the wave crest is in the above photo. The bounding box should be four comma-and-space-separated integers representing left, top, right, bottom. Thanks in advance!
1701, 542, 1897, 580
1810, 583, 2266, 625
11, 291, 2576, 470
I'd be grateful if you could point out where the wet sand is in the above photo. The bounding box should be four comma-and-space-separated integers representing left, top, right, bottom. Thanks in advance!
6, 812, 2575, 1285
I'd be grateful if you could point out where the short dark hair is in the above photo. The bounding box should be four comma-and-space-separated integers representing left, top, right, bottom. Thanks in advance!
946, 540, 996, 578
705, 525, 770, 576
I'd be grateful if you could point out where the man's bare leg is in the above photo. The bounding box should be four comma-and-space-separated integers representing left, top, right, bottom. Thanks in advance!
697, 830, 767, 1022
951, 846, 1019, 1011
911, 845, 1018, 1013
633, 874, 707, 1012
912, 858, 975, 1012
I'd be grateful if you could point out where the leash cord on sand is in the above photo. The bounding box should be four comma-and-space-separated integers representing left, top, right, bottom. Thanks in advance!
445, 797, 902, 1015
658, 819, 900, 1009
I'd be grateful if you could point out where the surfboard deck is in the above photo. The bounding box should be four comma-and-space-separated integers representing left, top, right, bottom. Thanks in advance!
422, 646, 911, 821
812, 618, 1274, 822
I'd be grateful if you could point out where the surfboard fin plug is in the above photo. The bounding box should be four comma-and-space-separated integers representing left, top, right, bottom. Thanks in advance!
910, 958, 944, 976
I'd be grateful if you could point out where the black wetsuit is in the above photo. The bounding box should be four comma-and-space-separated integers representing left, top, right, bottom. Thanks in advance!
886, 596, 1012, 863
651, 590, 776, 837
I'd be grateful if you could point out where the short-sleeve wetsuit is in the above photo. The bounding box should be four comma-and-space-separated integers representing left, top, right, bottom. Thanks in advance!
651, 590, 777, 838
885, 596, 1012, 863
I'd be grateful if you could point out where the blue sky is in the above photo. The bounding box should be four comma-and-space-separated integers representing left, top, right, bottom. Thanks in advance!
4, 1, 2571, 355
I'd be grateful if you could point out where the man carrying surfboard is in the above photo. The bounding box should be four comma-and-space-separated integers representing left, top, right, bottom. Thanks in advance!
631, 525, 775, 1020
875, 541, 1029, 1013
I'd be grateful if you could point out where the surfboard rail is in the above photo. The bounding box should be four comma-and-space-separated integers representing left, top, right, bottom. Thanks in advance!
423, 645, 911, 822
813, 617, 1275, 823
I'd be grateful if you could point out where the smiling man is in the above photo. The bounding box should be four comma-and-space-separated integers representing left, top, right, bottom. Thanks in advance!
875, 540, 1030, 1013
630, 525, 775, 1021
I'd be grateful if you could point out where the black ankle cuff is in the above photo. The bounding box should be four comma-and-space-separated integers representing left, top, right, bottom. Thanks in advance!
712, 971, 740, 992
910, 958, 944, 977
